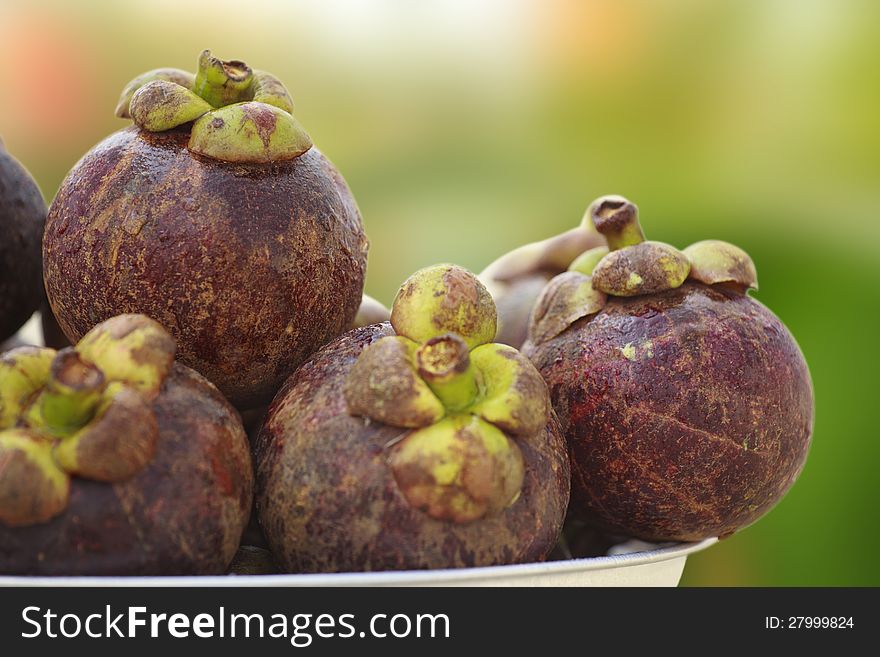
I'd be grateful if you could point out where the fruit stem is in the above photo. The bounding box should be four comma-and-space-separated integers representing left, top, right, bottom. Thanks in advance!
589, 196, 645, 250
192, 50, 254, 108
38, 349, 105, 434
415, 335, 479, 411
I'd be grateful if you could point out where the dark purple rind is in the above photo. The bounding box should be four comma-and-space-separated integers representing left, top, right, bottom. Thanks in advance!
0, 363, 253, 575
523, 282, 813, 541
44, 127, 368, 408
0, 147, 46, 341
255, 322, 570, 572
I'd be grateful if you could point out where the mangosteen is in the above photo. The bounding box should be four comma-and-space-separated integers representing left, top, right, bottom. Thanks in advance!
0, 314, 252, 575
0, 142, 46, 342
255, 265, 569, 572
43, 51, 369, 409
480, 217, 605, 348
523, 195, 814, 541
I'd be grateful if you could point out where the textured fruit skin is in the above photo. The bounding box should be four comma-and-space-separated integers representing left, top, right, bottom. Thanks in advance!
255, 323, 570, 572
0, 363, 253, 575
0, 148, 46, 342
523, 282, 813, 541
44, 127, 368, 408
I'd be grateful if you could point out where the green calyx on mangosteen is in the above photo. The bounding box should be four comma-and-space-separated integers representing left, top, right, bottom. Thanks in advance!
120, 50, 310, 163
0, 314, 174, 527
0, 143, 46, 342
347, 265, 550, 523
0, 314, 253, 575
479, 209, 606, 348
43, 50, 369, 409
255, 265, 570, 572
523, 195, 813, 542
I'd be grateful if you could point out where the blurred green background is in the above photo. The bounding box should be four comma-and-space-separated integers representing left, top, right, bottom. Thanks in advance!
1, 0, 877, 585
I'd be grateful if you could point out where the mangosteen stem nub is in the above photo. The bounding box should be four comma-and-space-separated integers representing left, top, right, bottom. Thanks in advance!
416, 334, 479, 411
38, 349, 105, 435
193, 50, 255, 108
589, 195, 645, 251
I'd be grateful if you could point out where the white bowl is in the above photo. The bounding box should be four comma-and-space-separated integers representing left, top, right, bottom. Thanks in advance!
0, 539, 716, 587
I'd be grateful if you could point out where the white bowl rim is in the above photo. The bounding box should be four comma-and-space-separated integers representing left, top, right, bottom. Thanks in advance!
0, 537, 717, 587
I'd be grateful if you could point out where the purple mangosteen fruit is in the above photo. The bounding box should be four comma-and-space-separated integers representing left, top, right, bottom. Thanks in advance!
0, 143, 46, 342
523, 196, 814, 541
0, 314, 252, 574
43, 51, 369, 409
255, 265, 569, 572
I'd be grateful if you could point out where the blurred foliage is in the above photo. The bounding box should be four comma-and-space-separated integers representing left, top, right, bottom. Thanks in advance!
1, 0, 877, 585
